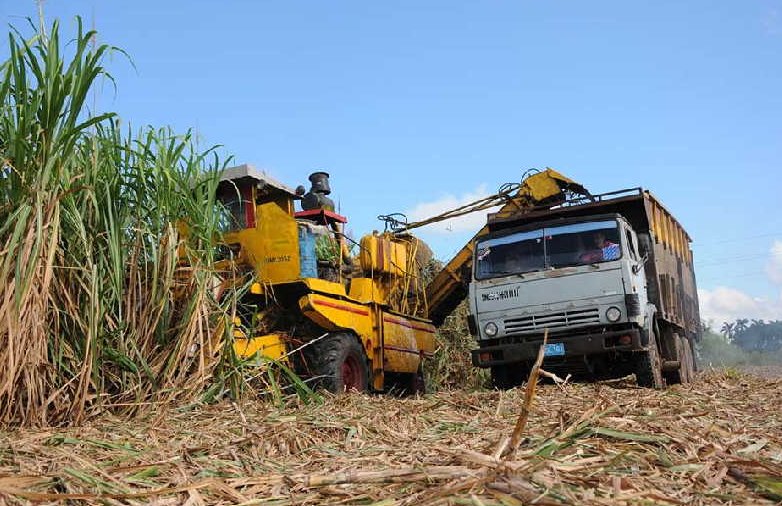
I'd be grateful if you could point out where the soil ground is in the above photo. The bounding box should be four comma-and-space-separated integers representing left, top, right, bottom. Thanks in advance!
0, 369, 780, 505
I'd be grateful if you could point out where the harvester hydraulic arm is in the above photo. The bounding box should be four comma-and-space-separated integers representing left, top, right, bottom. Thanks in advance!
414, 168, 590, 326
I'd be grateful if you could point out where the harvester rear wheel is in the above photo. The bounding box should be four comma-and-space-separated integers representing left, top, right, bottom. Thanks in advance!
304, 333, 369, 393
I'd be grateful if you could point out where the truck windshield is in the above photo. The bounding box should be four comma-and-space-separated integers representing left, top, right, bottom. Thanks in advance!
475, 220, 621, 279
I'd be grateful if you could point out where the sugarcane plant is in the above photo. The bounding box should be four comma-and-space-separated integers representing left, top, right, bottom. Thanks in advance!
0, 17, 251, 426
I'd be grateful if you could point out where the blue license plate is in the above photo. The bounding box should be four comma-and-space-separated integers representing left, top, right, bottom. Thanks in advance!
543, 343, 565, 357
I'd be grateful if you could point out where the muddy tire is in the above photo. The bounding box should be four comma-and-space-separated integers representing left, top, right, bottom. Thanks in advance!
665, 334, 696, 385
664, 334, 687, 385
635, 325, 664, 389
304, 333, 369, 393
682, 336, 696, 382
490, 364, 528, 390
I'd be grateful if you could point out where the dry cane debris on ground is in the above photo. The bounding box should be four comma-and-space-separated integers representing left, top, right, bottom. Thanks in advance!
0, 369, 780, 506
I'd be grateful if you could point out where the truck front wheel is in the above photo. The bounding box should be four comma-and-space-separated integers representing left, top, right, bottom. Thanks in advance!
304, 333, 370, 393
635, 324, 664, 389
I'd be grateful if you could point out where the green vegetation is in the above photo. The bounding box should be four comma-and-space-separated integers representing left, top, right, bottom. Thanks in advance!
697, 325, 782, 368
719, 318, 782, 353
425, 300, 487, 391
0, 18, 244, 426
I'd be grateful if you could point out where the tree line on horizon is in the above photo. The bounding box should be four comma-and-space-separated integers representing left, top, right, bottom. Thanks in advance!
717, 318, 782, 353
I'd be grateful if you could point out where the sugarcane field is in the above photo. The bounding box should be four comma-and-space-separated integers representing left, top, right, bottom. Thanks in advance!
2, 5, 782, 506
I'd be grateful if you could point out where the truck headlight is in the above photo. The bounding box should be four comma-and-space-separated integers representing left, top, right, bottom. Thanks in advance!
484, 322, 498, 337
606, 306, 622, 322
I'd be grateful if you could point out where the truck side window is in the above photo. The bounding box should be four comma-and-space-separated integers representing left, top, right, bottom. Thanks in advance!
625, 229, 638, 260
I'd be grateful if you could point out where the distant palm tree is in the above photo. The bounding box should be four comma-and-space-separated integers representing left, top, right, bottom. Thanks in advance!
720, 321, 735, 339
735, 318, 749, 333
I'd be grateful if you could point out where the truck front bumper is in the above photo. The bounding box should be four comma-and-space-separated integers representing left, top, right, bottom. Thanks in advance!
471, 328, 643, 368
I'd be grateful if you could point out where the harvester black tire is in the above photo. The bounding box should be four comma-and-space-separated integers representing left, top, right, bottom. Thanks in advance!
304, 333, 369, 393
635, 325, 664, 389
490, 364, 527, 390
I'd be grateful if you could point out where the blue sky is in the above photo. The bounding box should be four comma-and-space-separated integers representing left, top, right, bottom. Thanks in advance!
3, 1, 782, 325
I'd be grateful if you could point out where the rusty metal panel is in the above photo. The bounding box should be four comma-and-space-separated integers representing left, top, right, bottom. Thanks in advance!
642, 192, 699, 338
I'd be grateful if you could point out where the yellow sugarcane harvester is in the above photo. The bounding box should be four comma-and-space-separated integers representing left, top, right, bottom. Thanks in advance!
211, 164, 587, 393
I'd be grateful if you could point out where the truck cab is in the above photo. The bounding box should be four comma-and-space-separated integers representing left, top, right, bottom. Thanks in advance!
468, 186, 701, 388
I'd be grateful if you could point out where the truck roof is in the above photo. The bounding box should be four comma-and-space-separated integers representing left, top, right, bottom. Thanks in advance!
488, 187, 692, 244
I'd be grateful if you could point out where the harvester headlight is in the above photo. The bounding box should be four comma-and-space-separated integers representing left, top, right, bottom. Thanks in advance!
484, 322, 499, 337
606, 306, 622, 322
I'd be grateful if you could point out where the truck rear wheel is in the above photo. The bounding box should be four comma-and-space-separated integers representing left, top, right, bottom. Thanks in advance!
304, 333, 370, 393
682, 336, 696, 382
635, 325, 664, 389
665, 334, 694, 385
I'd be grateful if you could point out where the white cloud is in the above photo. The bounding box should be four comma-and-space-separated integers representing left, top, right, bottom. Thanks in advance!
766, 240, 782, 284
404, 184, 500, 235
698, 286, 782, 327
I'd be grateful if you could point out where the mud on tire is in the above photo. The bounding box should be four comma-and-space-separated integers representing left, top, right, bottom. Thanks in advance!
303, 333, 370, 393
635, 325, 664, 389
664, 334, 695, 385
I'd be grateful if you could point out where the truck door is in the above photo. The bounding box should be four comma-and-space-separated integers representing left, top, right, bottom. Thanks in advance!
623, 226, 648, 325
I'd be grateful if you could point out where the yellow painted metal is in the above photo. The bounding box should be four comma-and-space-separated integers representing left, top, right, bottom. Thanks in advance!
381, 312, 435, 373
360, 233, 409, 276
222, 199, 301, 283
298, 293, 376, 347
297, 292, 435, 389
301, 277, 347, 297
298, 293, 382, 387
233, 333, 287, 361
347, 277, 388, 304
645, 192, 692, 265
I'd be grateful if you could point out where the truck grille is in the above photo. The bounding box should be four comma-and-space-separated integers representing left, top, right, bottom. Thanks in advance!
504, 308, 601, 333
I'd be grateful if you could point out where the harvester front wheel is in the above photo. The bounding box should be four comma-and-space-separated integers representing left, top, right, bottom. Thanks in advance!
305, 333, 369, 393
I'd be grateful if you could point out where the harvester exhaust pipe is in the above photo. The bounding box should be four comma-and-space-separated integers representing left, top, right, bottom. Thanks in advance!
301, 171, 336, 211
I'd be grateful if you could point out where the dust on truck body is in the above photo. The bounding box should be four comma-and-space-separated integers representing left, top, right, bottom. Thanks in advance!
469, 188, 700, 388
